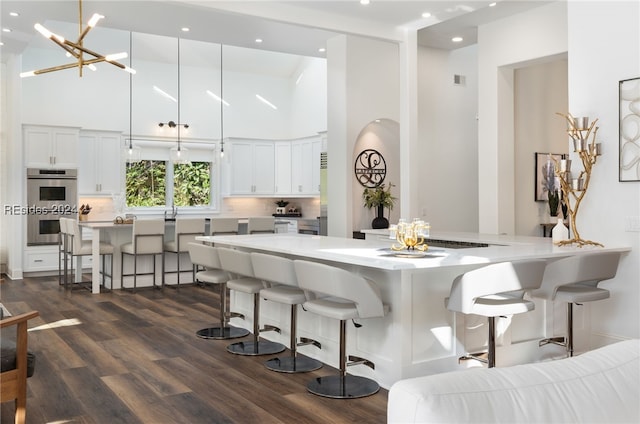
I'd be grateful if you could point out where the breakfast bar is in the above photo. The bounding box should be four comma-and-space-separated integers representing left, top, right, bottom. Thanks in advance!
196, 232, 630, 389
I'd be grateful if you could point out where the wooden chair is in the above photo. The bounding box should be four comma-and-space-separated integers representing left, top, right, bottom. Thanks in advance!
0, 310, 39, 424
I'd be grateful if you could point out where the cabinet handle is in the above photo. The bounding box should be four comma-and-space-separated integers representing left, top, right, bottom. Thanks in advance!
34, 259, 43, 263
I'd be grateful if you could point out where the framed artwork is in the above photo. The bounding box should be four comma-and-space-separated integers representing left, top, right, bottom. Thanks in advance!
619, 77, 640, 181
535, 152, 562, 201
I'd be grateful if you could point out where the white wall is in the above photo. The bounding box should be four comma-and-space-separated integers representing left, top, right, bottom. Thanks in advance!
417, 44, 479, 233
567, 0, 640, 345
514, 59, 568, 236
326, 35, 400, 237
478, 1, 568, 235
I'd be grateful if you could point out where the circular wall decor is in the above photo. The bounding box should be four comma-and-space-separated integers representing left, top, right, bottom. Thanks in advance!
354, 149, 387, 188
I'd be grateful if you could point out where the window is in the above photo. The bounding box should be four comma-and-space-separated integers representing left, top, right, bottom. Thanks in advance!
126, 160, 166, 207
126, 160, 212, 207
173, 161, 211, 206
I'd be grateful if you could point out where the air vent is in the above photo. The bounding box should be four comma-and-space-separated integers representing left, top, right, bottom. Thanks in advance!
320, 152, 327, 170
453, 74, 466, 85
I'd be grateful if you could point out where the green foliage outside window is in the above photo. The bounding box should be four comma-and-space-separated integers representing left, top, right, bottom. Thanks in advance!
126, 160, 166, 207
174, 162, 211, 206
126, 160, 211, 207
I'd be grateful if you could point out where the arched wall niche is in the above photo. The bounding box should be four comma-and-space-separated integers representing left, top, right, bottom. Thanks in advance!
352, 118, 400, 232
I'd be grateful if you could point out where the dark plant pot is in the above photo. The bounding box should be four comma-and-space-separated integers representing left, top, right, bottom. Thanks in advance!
372, 205, 389, 229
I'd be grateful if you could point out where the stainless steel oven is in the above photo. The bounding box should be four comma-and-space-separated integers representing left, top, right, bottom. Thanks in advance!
27, 168, 77, 245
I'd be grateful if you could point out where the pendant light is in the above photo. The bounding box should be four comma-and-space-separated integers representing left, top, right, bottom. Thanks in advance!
170, 38, 190, 164
219, 44, 225, 158
124, 31, 141, 162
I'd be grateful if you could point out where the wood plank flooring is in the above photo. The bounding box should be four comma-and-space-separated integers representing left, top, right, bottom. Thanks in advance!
0, 276, 388, 423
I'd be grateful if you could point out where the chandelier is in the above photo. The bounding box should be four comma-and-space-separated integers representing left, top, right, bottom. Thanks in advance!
20, 0, 135, 78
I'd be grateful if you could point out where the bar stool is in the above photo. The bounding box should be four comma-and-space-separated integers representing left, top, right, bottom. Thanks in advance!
247, 217, 275, 234
188, 243, 249, 340
217, 247, 286, 356
294, 259, 388, 399
210, 217, 239, 236
445, 260, 547, 368
120, 219, 165, 292
251, 252, 323, 373
163, 217, 205, 288
531, 252, 621, 357
64, 218, 114, 291
58, 217, 70, 286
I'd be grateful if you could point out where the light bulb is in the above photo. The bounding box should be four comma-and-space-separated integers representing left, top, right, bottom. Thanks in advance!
87, 13, 104, 28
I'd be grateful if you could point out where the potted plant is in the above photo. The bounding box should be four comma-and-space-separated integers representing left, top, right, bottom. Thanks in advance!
548, 189, 560, 221
362, 183, 396, 229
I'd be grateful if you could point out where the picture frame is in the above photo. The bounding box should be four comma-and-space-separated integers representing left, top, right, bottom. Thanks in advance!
619, 77, 640, 182
535, 152, 562, 201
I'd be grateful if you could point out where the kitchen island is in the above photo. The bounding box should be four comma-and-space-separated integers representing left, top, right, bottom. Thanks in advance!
197, 232, 630, 389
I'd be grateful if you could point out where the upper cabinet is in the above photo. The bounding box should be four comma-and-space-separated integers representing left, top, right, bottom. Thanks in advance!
224, 136, 320, 197
24, 125, 79, 168
228, 139, 275, 195
78, 130, 123, 195
291, 137, 321, 195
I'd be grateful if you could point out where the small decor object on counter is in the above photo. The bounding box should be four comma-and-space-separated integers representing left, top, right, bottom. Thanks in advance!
390, 219, 429, 252
79, 204, 92, 221
275, 200, 289, 215
552, 217, 569, 245
362, 183, 396, 229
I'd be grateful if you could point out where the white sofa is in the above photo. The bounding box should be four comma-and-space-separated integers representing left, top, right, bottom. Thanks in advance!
388, 339, 639, 423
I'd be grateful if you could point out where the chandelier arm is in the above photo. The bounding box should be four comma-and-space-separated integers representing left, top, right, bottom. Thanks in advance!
64, 41, 127, 70
32, 62, 85, 76
45, 37, 81, 59
77, 25, 93, 44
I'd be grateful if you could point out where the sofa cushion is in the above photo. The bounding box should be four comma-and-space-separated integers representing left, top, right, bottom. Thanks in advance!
388, 339, 639, 423
0, 338, 36, 378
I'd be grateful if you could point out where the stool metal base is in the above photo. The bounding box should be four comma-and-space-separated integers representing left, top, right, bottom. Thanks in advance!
265, 355, 323, 373
196, 325, 250, 340
227, 340, 286, 356
307, 375, 380, 399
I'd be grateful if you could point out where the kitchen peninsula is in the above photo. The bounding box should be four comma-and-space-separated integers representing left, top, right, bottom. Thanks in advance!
196, 232, 630, 389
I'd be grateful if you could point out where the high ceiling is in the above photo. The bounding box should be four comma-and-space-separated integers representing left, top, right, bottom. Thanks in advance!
1, 0, 553, 62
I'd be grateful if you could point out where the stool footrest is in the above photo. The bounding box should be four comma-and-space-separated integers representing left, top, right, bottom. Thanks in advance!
539, 336, 566, 347
459, 352, 488, 364
298, 337, 321, 349
229, 312, 245, 320
260, 324, 281, 334
347, 355, 375, 370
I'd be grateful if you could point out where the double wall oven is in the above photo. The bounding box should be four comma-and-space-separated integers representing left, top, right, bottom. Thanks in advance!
26, 168, 77, 245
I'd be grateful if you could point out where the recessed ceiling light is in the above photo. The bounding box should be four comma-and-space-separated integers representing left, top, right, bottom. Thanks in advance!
421, 12, 431, 18
452, 37, 463, 43
2, 28, 11, 33
181, 27, 190, 32
360, 0, 370, 5
489, 2, 497, 7
0, 42, 4, 46
10, 12, 19, 17
255, 38, 263, 43
318, 47, 326, 53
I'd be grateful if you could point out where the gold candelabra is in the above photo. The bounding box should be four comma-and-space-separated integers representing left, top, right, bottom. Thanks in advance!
390, 220, 430, 251
552, 113, 603, 247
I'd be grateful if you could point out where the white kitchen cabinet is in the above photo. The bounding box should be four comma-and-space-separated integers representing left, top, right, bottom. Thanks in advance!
78, 130, 123, 195
274, 141, 292, 195
229, 139, 275, 195
24, 124, 79, 168
291, 137, 321, 195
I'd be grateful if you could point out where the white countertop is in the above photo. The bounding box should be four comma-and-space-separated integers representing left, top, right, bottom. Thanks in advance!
196, 232, 631, 271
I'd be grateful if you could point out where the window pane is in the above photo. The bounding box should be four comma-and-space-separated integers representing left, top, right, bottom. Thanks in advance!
174, 161, 211, 206
126, 160, 167, 207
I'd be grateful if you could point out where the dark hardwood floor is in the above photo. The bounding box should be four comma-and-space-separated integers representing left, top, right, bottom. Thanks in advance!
0, 275, 388, 424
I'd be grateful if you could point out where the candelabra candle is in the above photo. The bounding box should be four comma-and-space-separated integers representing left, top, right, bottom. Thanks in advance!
573, 139, 587, 152
571, 178, 584, 191
591, 143, 602, 156
560, 159, 571, 172
574, 117, 589, 130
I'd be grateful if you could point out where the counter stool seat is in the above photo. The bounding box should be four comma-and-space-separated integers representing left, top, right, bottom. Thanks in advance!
163, 217, 205, 288
531, 252, 621, 357
294, 259, 388, 399
445, 260, 547, 368
188, 243, 249, 340
252, 252, 322, 373
121, 219, 164, 292
218, 247, 286, 356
